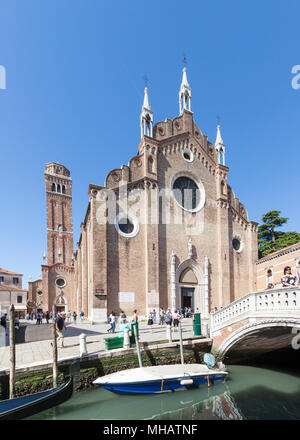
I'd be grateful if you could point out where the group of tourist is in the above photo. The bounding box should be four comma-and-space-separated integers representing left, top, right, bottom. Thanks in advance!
24, 310, 85, 325
147, 307, 192, 329
107, 309, 138, 336
106, 307, 193, 336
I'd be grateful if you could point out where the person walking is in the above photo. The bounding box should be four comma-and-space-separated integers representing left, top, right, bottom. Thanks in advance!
36, 312, 40, 325
132, 309, 138, 323
107, 312, 116, 333
152, 309, 157, 325
46, 311, 50, 324
147, 311, 154, 332
49, 311, 53, 323
56, 312, 66, 348
164, 309, 172, 327
14, 315, 20, 330
159, 308, 165, 325
73, 311, 77, 325
80, 310, 84, 322
172, 310, 180, 331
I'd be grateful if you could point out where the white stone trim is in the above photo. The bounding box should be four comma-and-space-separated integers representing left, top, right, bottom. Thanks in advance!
232, 233, 244, 253
115, 212, 140, 238
170, 171, 206, 213
181, 147, 194, 163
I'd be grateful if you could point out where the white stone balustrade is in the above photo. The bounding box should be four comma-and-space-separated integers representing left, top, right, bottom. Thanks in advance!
211, 286, 300, 331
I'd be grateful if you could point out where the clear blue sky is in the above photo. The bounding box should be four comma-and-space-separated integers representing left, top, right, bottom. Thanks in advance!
0, 0, 299, 287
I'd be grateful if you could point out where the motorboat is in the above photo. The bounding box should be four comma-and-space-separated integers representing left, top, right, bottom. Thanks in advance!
93, 353, 228, 395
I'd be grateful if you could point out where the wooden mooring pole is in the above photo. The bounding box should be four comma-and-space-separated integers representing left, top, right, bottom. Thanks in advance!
9, 304, 15, 399
179, 321, 184, 365
133, 325, 143, 368
52, 304, 58, 388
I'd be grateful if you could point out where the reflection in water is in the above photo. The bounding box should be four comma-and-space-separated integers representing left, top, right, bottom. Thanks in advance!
28, 365, 300, 420
146, 388, 243, 420
212, 391, 243, 420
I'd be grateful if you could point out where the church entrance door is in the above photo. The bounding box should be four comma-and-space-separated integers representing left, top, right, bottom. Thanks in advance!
56, 306, 65, 313
181, 287, 195, 310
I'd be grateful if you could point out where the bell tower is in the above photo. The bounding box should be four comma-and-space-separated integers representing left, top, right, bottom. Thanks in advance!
44, 162, 74, 266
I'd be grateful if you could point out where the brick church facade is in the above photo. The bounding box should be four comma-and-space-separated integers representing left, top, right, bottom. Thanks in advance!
74, 68, 258, 323
27, 68, 259, 321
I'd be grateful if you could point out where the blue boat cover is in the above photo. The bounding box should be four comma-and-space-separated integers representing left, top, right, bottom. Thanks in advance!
204, 353, 216, 368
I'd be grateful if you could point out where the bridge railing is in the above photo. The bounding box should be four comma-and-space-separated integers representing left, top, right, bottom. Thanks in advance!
211, 286, 300, 330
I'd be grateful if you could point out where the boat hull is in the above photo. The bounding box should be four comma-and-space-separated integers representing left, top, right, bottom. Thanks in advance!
95, 373, 227, 395
0, 376, 73, 420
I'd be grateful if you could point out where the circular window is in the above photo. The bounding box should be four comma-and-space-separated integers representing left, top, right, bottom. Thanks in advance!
37, 291, 42, 296
115, 212, 139, 238
232, 234, 244, 253
232, 239, 240, 251
182, 148, 194, 163
171, 173, 206, 213
56, 278, 66, 288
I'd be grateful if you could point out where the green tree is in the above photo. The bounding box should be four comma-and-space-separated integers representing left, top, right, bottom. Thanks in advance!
258, 210, 300, 258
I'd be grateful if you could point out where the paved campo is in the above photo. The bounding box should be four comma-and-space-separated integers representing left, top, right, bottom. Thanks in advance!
0, 318, 199, 372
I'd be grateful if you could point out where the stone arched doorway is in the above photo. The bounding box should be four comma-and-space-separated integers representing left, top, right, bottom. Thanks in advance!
174, 258, 208, 317
179, 268, 198, 310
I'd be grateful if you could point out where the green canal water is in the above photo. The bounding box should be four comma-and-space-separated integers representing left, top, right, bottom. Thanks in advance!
28, 365, 300, 420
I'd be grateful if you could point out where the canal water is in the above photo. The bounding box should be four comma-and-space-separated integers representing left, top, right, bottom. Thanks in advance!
28, 364, 300, 420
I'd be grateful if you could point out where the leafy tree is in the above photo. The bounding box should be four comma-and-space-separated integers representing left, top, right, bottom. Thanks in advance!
258, 210, 300, 258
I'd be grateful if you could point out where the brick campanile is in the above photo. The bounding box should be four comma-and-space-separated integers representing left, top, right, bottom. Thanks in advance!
44, 163, 74, 266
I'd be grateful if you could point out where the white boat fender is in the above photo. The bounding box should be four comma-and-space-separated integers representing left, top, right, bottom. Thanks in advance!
180, 379, 194, 386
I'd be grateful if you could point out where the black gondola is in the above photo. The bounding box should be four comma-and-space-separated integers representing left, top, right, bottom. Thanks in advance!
0, 376, 73, 420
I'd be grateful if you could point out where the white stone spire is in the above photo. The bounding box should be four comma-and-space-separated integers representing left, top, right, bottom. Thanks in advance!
140, 87, 153, 138
179, 67, 192, 114
215, 125, 226, 166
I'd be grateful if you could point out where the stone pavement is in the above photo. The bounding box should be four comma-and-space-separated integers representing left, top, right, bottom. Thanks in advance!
0, 318, 200, 372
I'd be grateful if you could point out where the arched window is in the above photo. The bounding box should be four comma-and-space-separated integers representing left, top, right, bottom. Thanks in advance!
148, 156, 154, 173
57, 184, 61, 193
221, 181, 225, 195
266, 268, 273, 287
52, 183, 56, 192
62, 185, 66, 194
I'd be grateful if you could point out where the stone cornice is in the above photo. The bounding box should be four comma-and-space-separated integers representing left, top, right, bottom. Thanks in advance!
41, 263, 74, 272
256, 242, 300, 265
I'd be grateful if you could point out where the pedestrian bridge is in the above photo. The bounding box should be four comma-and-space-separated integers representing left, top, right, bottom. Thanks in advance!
210, 286, 300, 362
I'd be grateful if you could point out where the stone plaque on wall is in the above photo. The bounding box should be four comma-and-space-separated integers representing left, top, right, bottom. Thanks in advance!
147, 290, 159, 306
118, 292, 135, 303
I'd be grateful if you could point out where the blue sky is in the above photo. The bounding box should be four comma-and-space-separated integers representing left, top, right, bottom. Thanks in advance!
0, 0, 299, 287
